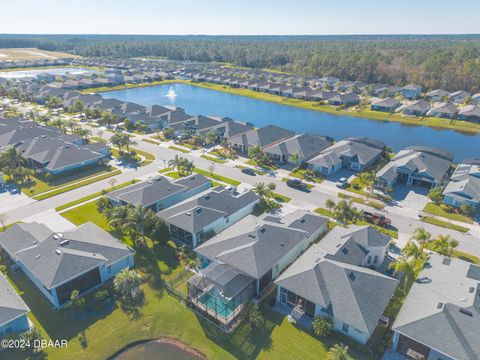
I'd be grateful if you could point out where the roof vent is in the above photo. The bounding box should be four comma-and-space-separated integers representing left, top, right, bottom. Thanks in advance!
341, 247, 349, 255
185, 212, 192, 216
300, 219, 306, 224
56, 249, 62, 255
204, 195, 210, 200
280, 242, 285, 247
53, 234, 59, 240
459, 308, 473, 317
60, 239, 70, 246
248, 234, 256, 239
348, 272, 356, 281
35, 255, 41, 259
469, 287, 475, 293
195, 208, 202, 213
437, 302, 444, 309
147, 181, 153, 184
260, 227, 266, 233
442, 257, 451, 265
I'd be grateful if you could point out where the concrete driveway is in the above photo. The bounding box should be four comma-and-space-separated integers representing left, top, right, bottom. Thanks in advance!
392, 185, 429, 211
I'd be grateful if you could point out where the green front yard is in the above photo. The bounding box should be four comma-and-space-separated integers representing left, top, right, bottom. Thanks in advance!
423, 203, 474, 224
0, 201, 365, 360
421, 216, 469, 233
168, 145, 191, 153
338, 193, 385, 210
288, 168, 324, 184
110, 147, 155, 167
201, 154, 227, 164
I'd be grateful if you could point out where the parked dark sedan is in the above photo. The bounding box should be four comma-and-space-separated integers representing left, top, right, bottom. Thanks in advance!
241, 167, 256, 176
286, 179, 307, 189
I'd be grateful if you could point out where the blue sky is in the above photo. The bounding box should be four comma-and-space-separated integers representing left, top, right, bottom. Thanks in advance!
1, 0, 479, 35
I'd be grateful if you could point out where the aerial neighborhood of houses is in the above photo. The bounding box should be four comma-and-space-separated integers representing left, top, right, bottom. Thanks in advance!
1, 54, 480, 360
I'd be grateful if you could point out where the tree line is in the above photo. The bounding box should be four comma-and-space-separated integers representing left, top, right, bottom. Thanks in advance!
1, 35, 480, 92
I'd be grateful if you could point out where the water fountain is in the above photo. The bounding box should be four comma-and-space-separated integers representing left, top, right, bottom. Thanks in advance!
166, 86, 177, 98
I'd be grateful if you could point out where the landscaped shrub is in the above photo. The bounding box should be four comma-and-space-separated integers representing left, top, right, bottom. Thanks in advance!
312, 316, 332, 337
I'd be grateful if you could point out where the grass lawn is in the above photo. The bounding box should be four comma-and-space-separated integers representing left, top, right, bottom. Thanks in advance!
110, 147, 155, 167
164, 171, 182, 179
55, 179, 139, 212
14, 202, 368, 360
193, 168, 241, 186
245, 159, 277, 171
423, 203, 473, 224
272, 192, 291, 203
338, 193, 384, 210
425, 242, 480, 265
158, 167, 172, 174
33, 170, 122, 201
142, 138, 160, 145
201, 154, 227, 164
421, 216, 469, 233
288, 169, 324, 184
20, 166, 112, 197
168, 145, 191, 153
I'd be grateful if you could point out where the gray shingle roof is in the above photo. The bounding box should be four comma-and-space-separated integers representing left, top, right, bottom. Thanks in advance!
228, 125, 295, 148
263, 133, 334, 161
0, 222, 134, 289
0, 272, 29, 327
393, 254, 480, 360
107, 174, 210, 208
157, 187, 259, 233
195, 210, 327, 279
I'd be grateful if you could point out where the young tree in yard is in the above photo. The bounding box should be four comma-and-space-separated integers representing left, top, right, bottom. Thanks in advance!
69, 289, 86, 313
123, 135, 137, 152
46, 96, 62, 108
168, 155, 183, 174
75, 128, 93, 143
402, 241, 423, 263
312, 316, 332, 337
333, 199, 359, 225
122, 204, 153, 248
289, 153, 300, 165
410, 227, 431, 251
110, 132, 125, 152
243, 304, 264, 328
253, 182, 270, 200
388, 255, 417, 290
208, 163, 216, 176
96, 196, 111, 213
432, 234, 459, 257
180, 158, 194, 175
428, 186, 444, 205
358, 171, 376, 200
460, 204, 475, 216
108, 178, 117, 189
325, 199, 336, 215
326, 344, 354, 360
248, 145, 264, 164
205, 129, 218, 146
114, 268, 142, 300
163, 127, 174, 139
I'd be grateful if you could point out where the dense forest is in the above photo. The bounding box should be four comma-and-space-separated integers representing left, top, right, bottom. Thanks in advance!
1, 34, 480, 92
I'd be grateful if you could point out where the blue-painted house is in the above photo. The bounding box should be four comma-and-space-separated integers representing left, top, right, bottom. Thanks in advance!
0, 222, 135, 309
0, 272, 30, 337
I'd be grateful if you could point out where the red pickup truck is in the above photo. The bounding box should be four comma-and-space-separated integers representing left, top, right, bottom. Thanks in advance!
362, 211, 392, 227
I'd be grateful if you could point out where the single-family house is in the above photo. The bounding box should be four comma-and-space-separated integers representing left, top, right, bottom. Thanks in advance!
107, 174, 211, 212
189, 210, 328, 329
457, 105, 480, 121
0, 272, 30, 336
226, 125, 295, 153
426, 89, 450, 102
157, 187, 260, 247
472, 93, 480, 105
307, 137, 386, 176
275, 225, 397, 344
392, 253, 480, 360
0, 222, 135, 308
371, 98, 401, 112
449, 90, 471, 104
376, 146, 453, 189
443, 159, 480, 209
427, 102, 457, 119
326, 93, 360, 106
401, 84, 422, 99
400, 100, 431, 116
263, 133, 334, 164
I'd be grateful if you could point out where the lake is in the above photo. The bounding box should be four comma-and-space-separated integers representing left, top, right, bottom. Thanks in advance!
0, 67, 96, 78
102, 83, 480, 161
113, 340, 202, 360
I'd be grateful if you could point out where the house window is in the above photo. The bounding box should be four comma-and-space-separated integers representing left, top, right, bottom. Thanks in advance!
367, 256, 372, 264
107, 265, 112, 274
374, 255, 378, 264
342, 323, 349, 333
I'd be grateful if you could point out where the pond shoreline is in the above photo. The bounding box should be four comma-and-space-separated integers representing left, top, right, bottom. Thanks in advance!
85, 79, 480, 134
108, 337, 206, 360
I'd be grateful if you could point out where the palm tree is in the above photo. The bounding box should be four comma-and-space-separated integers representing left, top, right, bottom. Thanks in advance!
109, 132, 125, 152
333, 199, 359, 225
432, 234, 459, 257
388, 255, 416, 289
248, 145, 264, 165
0, 147, 27, 180
402, 241, 422, 262
325, 199, 336, 215
122, 204, 152, 247
326, 344, 353, 360
411, 227, 431, 248
243, 304, 264, 328
114, 268, 142, 299
253, 182, 270, 200
180, 158, 194, 175
358, 171, 376, 200
106, 206, 129, 231
75, 128, 93, 143
168, 155, 183, 174
123, 135, 138, 152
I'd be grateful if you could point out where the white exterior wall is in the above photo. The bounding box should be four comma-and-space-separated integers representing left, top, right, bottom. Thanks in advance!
272, 225, 326, 279
360, 245, 388, 268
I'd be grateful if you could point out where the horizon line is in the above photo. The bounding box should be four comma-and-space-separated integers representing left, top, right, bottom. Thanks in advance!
1, 33, 480, 37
